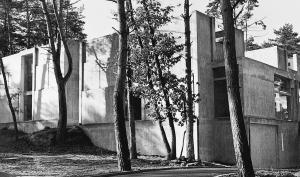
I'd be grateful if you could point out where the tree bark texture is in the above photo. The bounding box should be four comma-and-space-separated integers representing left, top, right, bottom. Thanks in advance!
153, 54, 177, 160
40, 0, 73, 145
125, 0, 137, 160
220, 0, 255, 176
114, 0, 131, 171
56, 82, 67, 144
0, 56, 18, 140
127, 61, 137, 159
183, 0, 195, 162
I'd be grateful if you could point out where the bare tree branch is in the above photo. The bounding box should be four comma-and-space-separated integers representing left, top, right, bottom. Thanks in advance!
232, 0, 243, 9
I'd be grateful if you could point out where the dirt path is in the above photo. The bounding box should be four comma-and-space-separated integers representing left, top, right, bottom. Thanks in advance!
0, 153, 178, 176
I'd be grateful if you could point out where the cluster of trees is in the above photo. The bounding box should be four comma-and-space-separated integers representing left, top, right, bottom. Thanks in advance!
113, 0, 198, 170
114, 0, 255, 176
115, 0, 300, 176
247, 23, 300, 55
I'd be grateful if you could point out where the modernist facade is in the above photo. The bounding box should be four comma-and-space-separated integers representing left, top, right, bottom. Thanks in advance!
0, 11, 299, 168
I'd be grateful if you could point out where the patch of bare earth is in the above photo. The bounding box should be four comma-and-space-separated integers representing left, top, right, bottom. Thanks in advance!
218, 170, 297, 177
0, 153, 188, 176
0, 128, 188, 176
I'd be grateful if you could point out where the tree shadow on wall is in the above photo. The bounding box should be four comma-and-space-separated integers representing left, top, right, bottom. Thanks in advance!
86, 34, 119, 121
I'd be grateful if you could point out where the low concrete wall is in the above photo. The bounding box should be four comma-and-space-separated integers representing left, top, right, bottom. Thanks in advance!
0, 119, 58, 133
199, 118, 300, 168
81, 120, 198, 158
278, 121, 300, 168
199, 119, 235, 165
0, 117, 298, 168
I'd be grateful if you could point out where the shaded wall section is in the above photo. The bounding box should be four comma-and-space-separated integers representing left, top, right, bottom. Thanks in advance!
242, 58, 275, 118
196, 11, 215, 120
81, 120, 197, 157
81, 34, 119, 124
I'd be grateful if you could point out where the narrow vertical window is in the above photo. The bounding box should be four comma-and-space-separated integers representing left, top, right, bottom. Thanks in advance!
274, 75, 291, 120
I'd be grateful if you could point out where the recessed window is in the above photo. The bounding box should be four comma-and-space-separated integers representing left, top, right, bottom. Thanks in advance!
213, 67, 229, 118
274, 75, 290, 120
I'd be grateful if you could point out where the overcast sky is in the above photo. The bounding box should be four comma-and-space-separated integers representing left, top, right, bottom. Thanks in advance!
78, 0, 300, 44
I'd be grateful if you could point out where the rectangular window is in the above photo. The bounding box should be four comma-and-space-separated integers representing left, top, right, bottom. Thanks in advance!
125, 89, 142, 121
213, 67, 229, 118
274, 75, 291, 120
23, 54, 33, 121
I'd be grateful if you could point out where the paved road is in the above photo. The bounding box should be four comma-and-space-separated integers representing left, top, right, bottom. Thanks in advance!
114, 168, 237, 177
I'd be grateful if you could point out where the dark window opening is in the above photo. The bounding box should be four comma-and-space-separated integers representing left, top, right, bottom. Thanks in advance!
214, 79, 229, 118
23, 54, 33, 121
213, 67, 229, 118
213, 67, 226, 79
24, 95, 32, 121
274, 75, 291, 120
125, 90, 142, 121
24, 55, 33, 92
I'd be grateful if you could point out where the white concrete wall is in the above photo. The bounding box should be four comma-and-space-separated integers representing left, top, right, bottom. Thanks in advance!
81, 34, 118, 124
245, 46, 279, 68
82, 120, 198, 158
0, 41, 81, 125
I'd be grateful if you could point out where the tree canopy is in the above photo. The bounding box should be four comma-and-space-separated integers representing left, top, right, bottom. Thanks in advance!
206, 0, 265, 30
0, 0, 86, 55
270, 23, 300, 54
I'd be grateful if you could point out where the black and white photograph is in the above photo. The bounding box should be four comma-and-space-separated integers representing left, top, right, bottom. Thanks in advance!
0, 0, 299, 176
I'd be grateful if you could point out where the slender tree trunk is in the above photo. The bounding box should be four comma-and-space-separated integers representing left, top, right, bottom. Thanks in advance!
0, 56, 18, 140
125, 1, 137, 159
114, 0, 131, 171
56, 82, 67, 144
41, 0, 73, 145
1, 0, 18, 140
141, 0, 177, 160
154, 54, 177, 160
183, 0, 195, 162
158, 119, 171, 157
127, 57, 137, 159
220, 0, 255, 176
126, 0, 171, 159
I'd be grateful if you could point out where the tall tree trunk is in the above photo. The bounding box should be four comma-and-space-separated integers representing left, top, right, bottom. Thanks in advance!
183, 0, 195, 162
56, 82, 67, 143
125, 1, 137, 159
126, 0, 171, 159
220, 0, 255, 176
114, 0, 131, 171
41, 0, 73, 145
153, 54, 177, 160
0, 56, 18, 140
2, 0, 18, 140
127, 57, 137, 159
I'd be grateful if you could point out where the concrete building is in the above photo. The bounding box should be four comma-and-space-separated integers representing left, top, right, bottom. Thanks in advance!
0, 11, 299, 168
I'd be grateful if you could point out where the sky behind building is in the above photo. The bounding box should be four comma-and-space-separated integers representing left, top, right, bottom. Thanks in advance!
78, 0, 300, 44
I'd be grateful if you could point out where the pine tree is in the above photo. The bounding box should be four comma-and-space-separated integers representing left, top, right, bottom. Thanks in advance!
220, 0, 255, 176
